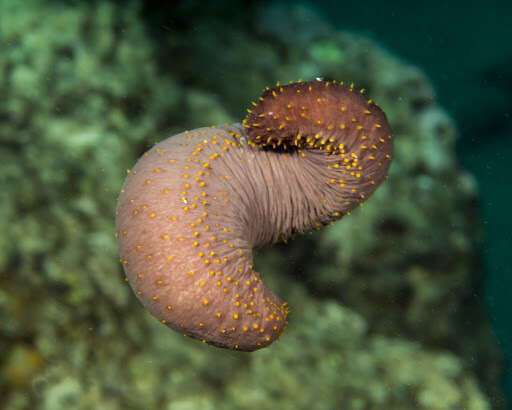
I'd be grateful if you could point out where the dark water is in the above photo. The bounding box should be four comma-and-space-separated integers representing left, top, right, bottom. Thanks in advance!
311, 0, 512, 401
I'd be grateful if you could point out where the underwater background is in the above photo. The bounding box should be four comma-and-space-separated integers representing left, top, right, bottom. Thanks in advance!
0, 0, 510, 409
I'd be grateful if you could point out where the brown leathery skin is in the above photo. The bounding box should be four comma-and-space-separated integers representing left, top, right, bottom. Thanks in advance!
116, 79, 392, 352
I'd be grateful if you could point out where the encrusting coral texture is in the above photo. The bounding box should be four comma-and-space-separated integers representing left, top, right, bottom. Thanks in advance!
116, 80, 392, 351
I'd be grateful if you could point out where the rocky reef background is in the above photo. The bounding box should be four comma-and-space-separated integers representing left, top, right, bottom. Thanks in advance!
0, 0, 507, 409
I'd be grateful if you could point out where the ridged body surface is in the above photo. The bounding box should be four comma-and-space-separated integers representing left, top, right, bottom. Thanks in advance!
116, 80, 392, 351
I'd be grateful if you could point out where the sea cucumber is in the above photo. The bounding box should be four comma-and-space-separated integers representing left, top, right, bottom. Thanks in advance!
116, 79, 392, 351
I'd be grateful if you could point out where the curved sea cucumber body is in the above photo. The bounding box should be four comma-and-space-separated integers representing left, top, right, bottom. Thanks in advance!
117, 125, 289, 351
116, 80, 392, 351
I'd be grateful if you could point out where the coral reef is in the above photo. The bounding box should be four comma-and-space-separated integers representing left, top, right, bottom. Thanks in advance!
0, 0, 505, 409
